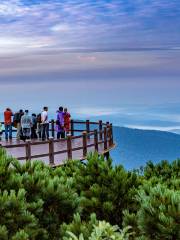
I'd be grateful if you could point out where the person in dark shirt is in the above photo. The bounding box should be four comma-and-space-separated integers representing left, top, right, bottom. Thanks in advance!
31, 113, 38, 139
13, 109, 24, 140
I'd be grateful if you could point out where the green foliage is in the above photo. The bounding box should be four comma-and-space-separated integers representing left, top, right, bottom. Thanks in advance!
60, 213, 98, 239
61, 213, 133, 240
0, 148, 80, 239
11, 230, 29, 240
62, 153, 141, 225
123, 168, 180, 240
0, 188, 40, 239
143, 160, 180, 182
136, 184, 180, 239
0, 225, 8, 240
0, 147, 179, 239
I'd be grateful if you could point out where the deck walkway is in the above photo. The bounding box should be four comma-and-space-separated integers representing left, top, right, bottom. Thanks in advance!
0, 120, 115, 167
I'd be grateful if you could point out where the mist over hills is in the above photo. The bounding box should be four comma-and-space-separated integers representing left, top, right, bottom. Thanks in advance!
170, 129, 180, 135
111, 126, 180, 169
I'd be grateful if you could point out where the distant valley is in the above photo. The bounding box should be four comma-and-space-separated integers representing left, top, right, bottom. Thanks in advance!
111, 127, 180, 169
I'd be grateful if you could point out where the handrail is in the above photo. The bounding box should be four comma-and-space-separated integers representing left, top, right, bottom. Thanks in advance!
0, 120, 115, 166
0, 119, 104, 125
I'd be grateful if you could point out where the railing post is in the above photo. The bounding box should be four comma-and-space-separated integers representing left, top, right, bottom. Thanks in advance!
51, 119, 55, 138
25, 140, 31, 161
110, 123, 113, 146
103, 127, 107, 151
67, 135, 72, 160
94, 129, 98, 152
49, 137, 54, 165
99, 120, 103, 140
71, 119, 74, 136
82, 131, 87, 157
108, 126, 112, 147
86, 120, 90, 139
106, 122, 110, 147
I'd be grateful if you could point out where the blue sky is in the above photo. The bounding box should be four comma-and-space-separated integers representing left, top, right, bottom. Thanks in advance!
0, 0, 180, 130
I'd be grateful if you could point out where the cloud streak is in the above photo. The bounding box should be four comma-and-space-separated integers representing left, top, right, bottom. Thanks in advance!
0, 0, 180, 55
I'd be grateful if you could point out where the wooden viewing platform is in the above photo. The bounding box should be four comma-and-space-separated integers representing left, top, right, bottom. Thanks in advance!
0, 120, 115, 167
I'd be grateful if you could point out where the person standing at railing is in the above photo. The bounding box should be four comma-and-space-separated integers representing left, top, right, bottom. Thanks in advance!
21, 110, 32, 141
4, 108, 13, 141
36, 113, 42, 139
56, 106, 65, 139
41, 106, 49, 141
13, 109, 24, 140
64, 108, 71, 136
31, 113, 38, 139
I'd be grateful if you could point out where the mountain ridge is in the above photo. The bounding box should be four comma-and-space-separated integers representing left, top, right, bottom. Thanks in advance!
111, 126, 180, 169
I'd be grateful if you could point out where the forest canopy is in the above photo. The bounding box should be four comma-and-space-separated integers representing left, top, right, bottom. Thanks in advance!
0, 148, 179, 240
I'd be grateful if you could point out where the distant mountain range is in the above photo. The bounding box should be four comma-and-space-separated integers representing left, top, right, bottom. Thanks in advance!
170, 129, 180, 135
111, 127, 180, 169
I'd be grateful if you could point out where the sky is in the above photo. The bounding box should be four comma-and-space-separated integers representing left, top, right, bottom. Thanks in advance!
0, 0, 180, 129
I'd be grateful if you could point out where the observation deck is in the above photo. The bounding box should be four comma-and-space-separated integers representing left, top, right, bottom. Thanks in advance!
0, 120, 115, 167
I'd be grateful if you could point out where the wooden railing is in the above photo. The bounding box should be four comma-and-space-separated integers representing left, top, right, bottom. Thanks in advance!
0, 120, 115, 166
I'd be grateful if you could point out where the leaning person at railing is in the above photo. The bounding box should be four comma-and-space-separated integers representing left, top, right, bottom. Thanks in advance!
4, 108, 13, 141
21, 110, 32, 141
64, 108, 71, 136
41, 106, 49, 141
56, 106, 65, 139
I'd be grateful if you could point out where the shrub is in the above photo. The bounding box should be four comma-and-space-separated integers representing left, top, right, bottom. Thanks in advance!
0, 147, 180, 239
136, 184, 180, 239
0, 189, 44, 239
61, 213, 133, 240
62, 153, 141, 226
123, 184, 180, 240
0, 148, 80, 239
143, 160, 180, 182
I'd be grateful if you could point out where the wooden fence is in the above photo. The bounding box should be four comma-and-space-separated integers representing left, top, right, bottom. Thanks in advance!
0, 120, 115, 166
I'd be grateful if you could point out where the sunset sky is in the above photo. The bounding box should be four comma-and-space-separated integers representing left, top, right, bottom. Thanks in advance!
0, 0, 180, 128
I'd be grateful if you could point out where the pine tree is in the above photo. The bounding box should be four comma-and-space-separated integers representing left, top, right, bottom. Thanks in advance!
62, 153, 140, 225
123, 183, 180, 240
136, 184, 180, 239
0, 147, 179, 239
61, 213, 133, 240
0, 188, 42, 239
0, 148, 80, 239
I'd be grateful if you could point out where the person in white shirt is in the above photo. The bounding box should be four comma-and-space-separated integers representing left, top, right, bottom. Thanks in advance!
41, 106, 49, 140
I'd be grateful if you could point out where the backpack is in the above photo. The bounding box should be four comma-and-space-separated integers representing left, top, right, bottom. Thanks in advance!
13, 112, 19, 122
13, 112, 20, 128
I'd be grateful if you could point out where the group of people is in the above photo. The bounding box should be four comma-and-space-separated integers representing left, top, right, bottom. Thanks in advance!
0, 106, 71, 141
